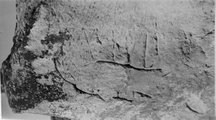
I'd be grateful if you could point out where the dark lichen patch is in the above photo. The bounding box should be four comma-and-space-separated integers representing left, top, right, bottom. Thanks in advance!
11, 34, 31, 53
1, 56, 12, 93
39, 50, 50, 58
41, 39, 49, 45
22, 51, 37, 62
48, 44, 54, 49
41, 30, 71, 46
24, 4, 41, 36
22, 36, 31, 47
42, 84, 66, 102
0, 69, 4, 93
14, 1, 51, 53
6, 70, 66, 113
43, 32, 71, 45
11, 35, 28, 52
38, 32, 71, 59
24, 1, 50, 36
20, 51, 38, 68
45, 34, 64, 44
44, 74, 49, 79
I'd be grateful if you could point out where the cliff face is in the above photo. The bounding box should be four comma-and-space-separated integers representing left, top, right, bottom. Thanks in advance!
0, 0, 215, 120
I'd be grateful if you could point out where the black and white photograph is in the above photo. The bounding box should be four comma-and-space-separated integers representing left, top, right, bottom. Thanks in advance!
0, 0, 215, 120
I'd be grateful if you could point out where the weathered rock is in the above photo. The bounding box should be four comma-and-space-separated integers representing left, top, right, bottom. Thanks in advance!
0, 0, 214, 120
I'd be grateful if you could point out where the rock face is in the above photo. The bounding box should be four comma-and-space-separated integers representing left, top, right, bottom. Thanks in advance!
0, 0, 215, 120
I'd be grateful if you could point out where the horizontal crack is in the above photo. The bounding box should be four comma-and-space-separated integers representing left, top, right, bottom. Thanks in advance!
96, 60, 162, 71
134, 91, 152, 99
112, 97, 133, 103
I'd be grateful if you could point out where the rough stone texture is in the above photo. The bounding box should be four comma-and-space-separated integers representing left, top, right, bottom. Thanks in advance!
0, 0, 215, 120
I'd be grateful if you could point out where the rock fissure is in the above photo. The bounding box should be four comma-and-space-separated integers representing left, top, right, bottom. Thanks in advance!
95, 60, 162, 71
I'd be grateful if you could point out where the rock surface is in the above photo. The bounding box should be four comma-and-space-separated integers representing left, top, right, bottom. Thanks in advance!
0, 0, 215, 120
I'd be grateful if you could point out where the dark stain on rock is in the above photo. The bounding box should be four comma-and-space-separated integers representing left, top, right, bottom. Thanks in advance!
24, 1, 49, 36
24, 4, 40, 36
1, 57, 12, 93
22, 51, 37, 62
48, 44, 53, 49
45, 34, 64, 44
40, 50, 50, 58
19, 51, 38, 68
7, 70, 66, 113
41, 39, 49, 45
22, 36, 31, 47
43, 32, 71, 45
